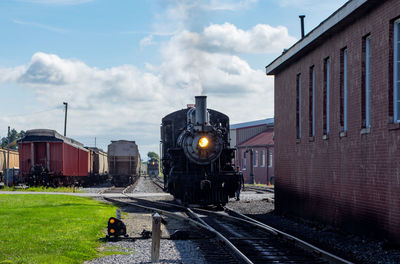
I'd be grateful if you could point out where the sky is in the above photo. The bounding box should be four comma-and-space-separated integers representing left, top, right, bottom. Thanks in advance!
0, 0, 347, 160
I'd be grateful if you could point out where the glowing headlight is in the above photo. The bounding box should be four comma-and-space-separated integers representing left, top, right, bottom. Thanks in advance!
198, 137, 209, 148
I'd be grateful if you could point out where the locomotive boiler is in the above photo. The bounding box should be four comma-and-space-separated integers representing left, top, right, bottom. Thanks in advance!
161, 96, 239, 205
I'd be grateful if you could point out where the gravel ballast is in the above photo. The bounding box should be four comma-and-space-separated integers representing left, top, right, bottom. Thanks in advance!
227, 191, 400, 264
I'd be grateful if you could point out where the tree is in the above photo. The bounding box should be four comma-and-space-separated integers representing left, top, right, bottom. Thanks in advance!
0, 129, 25, 149
147, 151, 159, 160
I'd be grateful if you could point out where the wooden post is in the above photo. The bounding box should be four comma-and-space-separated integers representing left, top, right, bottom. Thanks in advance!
151, 213, 161, 262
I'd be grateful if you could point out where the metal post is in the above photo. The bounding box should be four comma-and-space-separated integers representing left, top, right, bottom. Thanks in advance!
249, 149, 254, 184
63, 102, 68, 137
6, 126, 10, 186
299, 15, 306, 39
151, 213, 161, 262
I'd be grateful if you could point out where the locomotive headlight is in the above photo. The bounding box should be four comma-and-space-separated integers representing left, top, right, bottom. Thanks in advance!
198, 137, 209, 148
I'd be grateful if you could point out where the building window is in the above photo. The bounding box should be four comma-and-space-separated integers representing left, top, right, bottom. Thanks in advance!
242, 151, 246, 170
362, 35, 371, 128
309, 66, 315, 137
260, 150, 265, 167
254, 150, 258, 167
340, 48, 348, 131
323, 57, 330, 136
296, 74, 301, 139
268, 150, 273, 168
394, 20, 400, 122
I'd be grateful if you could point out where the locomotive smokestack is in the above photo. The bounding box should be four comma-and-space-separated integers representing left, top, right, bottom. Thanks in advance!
195, 96, 207, 126
299, 15, 305, 39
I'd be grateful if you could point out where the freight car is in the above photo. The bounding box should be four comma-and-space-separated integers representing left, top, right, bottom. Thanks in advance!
108, 140, 140, 187
0, 148, 20, 185
147, 158, 159, 176
161, 96, 239, 205
18, 129, 91, 186
87, 147, 109, 184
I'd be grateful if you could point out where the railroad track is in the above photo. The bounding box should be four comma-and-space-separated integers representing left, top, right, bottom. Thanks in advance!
244, 185, 274, 194
148, 175, 164, 190
99, 175, 140, 194
103, 195, 352, 264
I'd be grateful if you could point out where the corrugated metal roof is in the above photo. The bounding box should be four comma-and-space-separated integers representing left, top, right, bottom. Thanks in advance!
238, 130, 274, 147
265, 0, 381, 75
230, 118, 274, 129
18, 129, 87, 150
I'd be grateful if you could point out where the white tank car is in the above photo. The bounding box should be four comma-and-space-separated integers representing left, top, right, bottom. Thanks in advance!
108, 140, 140, 186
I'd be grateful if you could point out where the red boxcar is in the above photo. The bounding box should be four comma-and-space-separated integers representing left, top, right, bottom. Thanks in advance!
18, 129, 90, 186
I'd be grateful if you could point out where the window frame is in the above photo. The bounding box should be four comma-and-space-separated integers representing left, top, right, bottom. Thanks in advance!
268, 150, 273, 168
309, 66, 315, 137
366, 36, 371, 128
260, 150, 265, 167
340, 48, 348, 132
296, 73, 302, 139
323, 57, 330, 136
394, 19, 400, 122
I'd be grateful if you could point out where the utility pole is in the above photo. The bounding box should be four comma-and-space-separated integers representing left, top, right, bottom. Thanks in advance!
6, 126, 10, 186
63, 102, 68, 136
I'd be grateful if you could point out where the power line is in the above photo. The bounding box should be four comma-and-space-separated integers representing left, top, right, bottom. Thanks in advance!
1, 107, 61, 118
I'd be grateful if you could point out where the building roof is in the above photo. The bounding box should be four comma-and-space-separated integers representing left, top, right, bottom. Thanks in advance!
230, 118, 274, 129
237, 130, 274, 147
19, 129, 87, 150
265, 0, 383, 75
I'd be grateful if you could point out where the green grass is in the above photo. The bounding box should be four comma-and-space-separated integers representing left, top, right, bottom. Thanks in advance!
1, 186, 83, 193
0, 194, 117, 264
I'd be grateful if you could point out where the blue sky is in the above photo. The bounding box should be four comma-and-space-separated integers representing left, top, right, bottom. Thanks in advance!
0, 0, 347, 158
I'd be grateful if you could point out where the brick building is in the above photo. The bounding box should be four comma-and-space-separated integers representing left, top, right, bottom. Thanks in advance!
236, 130, 274, 185
266, 0, 400, 243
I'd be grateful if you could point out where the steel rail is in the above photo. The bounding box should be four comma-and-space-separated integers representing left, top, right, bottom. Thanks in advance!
224, 207, 353, 264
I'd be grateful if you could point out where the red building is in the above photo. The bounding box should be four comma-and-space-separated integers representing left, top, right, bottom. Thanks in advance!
230, 119, 274, 184
236, 130, 274, 185
266, 0, 400, 243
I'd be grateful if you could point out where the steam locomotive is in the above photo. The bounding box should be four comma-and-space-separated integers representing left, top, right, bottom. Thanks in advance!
161, 96, 239, 205
147, 158, 159, 176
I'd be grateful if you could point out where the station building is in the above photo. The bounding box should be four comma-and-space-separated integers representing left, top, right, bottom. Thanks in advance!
266, 0, 400, 243
230, 119, 274, 184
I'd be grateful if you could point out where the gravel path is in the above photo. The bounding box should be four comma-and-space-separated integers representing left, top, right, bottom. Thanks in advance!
130, 176, 164, 193
226, 195, 400, 264
86, 239, 207, 264
81, 182, 112, 194
87, 176, 210, 264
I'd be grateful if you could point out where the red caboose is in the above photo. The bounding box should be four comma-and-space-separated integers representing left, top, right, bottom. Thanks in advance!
18, 129, 90, 186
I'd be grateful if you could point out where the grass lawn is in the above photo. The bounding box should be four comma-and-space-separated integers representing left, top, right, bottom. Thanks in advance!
0, 194, 117, 264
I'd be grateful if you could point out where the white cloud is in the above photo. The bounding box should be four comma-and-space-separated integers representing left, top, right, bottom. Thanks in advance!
198, 23, 296, 54
13, 19, 67, 33
0, 18, 293, 155
140, 35, 156, 47
206, 0, 258, 11
274, 0, 347, 12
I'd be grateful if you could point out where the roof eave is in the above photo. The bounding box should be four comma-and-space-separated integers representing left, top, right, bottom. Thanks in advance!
265, 0, 376, 76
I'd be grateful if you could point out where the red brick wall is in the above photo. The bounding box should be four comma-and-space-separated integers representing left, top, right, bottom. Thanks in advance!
274, 0, 400, 243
